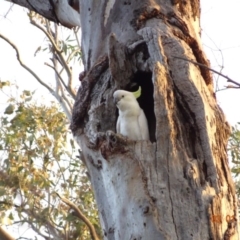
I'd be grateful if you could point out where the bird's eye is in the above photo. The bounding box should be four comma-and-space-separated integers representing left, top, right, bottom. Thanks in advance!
122, 95, 124, 98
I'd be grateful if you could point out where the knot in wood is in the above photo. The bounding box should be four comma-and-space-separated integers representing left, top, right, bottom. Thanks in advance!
185, 160, 200, 187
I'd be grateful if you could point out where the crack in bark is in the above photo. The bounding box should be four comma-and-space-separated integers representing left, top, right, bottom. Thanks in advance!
173, 84, 208, 185
135, 143, 169, 239
166, 138, 179, 240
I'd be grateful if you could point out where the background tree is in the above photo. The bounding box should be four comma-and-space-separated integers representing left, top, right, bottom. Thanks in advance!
0, 83, 100, 240
229, 124, 240, 201
0, 7, 100, 240
2, 0, 239, 239
0, 10, 80, 120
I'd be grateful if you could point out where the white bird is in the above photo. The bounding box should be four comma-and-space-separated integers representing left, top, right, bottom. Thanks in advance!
113, 89, 149, 141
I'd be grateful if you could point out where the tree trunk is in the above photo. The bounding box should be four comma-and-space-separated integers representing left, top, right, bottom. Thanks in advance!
7, 0, 239, 239
71, 1, 238, 239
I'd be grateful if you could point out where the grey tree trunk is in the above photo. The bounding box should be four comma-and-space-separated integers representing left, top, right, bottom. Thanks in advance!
7, 0, 239, 239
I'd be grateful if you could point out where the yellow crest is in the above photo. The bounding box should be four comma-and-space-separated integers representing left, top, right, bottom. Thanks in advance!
132, 86, 142, 99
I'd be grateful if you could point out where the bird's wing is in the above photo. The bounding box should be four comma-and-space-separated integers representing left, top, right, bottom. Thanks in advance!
138, 109, 150, 140
116, 115, 120, 133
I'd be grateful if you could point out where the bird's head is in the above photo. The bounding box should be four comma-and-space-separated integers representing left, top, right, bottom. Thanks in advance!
113, 90, 137, 110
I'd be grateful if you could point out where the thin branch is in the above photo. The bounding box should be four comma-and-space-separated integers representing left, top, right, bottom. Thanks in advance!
58, 87, 73, 114
23, 208, 62, 239
16, 238, 30, 240
21, 220, 49, 239
45, 19, 54, 39
61, 92, 73, 112
44, 62, 69, 95
12, 202, 61, 238
30, 20, 74, 90
173, 56, 240, 88
49, 56, 73, 118
31, 20, 61, 52
52, 23, 61, 98
3, 3, 14, 18
0, 33, 55, 94
226, 85, 240, 89
212, 88, 225, 93
58, 95, 72, 121
56, 193, 100, 240
44, 63, 73, 120
73, 27, 81, 48
66, 48, 80, 65
202, 31, 225, 92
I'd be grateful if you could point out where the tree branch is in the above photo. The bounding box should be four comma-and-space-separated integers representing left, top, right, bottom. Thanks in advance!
60, 91, 73, 113
0, 226, 15, 240
3, 3, 14, 18
66, 48, 80, 65
30, 20, 74, 92
44, 63, 68, 94
56, 193, 100, 240
52, 23, 61, 98
173, 56, 240, 88
73, 27, 81, 48
22, 208, 62, 239
0, 33, 55, 94
52, 22, 76, 98
0, 32, 73, 120
44, 62, 73, 120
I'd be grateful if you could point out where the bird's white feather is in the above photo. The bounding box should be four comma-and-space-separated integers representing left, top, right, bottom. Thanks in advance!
138, 109, 150, 140
113, 90, 149, 141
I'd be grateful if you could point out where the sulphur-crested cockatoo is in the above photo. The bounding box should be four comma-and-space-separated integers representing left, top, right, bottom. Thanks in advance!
113, 87, 149, 140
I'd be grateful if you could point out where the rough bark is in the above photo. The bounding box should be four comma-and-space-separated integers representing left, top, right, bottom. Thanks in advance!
71, 1, 238, 239
7, 0, 238, 239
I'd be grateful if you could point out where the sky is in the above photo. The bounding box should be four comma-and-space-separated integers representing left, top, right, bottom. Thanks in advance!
200, 0, 240, 124
0, 1, 240, 124
0, 1, 240, 125
0, 2, 81, 115
0, 0, 240, 239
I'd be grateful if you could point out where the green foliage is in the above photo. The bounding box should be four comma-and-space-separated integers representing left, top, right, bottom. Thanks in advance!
229, 124, 240, 173
0, 10, 94, 239
40, 26, 82, 64
229, 123, 240, 198
0, 89, 100, 239
0, 80, 10, 89
60, 36, 82, 62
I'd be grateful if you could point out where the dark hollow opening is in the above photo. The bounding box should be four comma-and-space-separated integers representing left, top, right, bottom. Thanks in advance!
125, 71, 156, 142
